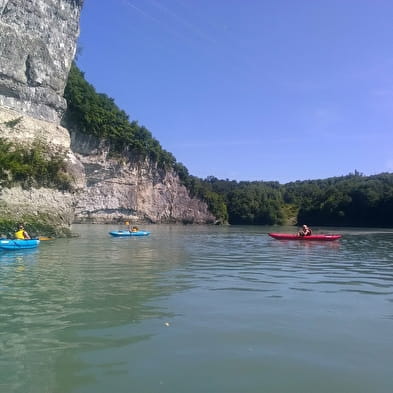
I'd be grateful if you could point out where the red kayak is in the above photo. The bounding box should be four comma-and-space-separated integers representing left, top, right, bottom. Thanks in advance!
268, 233, 342, 241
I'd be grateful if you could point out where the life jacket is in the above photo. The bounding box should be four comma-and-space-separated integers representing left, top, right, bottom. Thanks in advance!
15, 229, 26, 239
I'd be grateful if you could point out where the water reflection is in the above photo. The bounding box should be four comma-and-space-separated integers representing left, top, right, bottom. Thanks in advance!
0, 226, 187, 393
0, 247, 39, 263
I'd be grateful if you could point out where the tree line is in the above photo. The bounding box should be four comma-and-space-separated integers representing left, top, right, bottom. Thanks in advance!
200, 173, 393, 227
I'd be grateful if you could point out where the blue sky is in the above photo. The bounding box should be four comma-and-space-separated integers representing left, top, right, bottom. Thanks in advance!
76, 0, 393, 184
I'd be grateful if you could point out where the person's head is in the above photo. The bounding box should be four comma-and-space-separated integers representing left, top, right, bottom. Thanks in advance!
303, 225, 307, 229
19, 224, 24, 229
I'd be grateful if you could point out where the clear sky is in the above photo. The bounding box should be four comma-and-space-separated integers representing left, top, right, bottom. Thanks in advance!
76, 0, 393, 184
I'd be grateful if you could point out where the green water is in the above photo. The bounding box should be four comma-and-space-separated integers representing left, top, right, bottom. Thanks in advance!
1, 224, 393, 393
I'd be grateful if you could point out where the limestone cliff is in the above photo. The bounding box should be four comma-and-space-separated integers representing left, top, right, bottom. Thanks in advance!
0, 0, 84, 234
0, 0, 83, 122
0, 0, 216, 233
70, 131, 215, 224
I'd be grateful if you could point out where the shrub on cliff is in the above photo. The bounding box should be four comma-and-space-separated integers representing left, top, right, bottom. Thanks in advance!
0, 139, 73, 190
63, 63, 176, 168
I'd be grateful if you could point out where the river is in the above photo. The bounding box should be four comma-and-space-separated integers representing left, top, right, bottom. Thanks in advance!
1, 224, 393, 393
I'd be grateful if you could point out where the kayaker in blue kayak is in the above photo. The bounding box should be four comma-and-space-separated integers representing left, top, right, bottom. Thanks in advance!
298, 224, 312, 237
15, 224, 31, 239
125, 221, 139, 233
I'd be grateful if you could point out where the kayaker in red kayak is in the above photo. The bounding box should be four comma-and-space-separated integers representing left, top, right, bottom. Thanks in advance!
298, 224, 312, 237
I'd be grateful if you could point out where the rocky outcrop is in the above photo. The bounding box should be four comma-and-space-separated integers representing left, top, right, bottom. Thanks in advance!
0, 0, 83, 123
0, 186, 76, 231
70, 131, 215, 224
0, 0, 84, 234
0, 0, 216, 233
0, 106, 215, 230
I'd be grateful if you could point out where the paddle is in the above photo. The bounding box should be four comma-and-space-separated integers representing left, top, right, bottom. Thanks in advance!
38, 236, 54, 241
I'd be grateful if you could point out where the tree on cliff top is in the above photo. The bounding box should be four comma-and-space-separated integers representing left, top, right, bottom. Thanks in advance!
63, 63, 176, 168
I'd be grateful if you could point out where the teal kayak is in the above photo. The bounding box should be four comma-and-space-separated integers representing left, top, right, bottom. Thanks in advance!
109, 230, 150, 237
0, 238, 40, 250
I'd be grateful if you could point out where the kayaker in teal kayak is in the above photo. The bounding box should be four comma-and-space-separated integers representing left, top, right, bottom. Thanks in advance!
298, 224, 312, 237
15, 224, 31, 239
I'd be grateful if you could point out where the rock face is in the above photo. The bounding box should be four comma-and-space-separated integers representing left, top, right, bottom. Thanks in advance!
0, 0, 216, 231
0, 0, 83, 123
0, 1, 84, 233
70, 131, 215, 224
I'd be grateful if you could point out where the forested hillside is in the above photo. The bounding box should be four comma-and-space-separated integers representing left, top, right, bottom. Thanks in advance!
293, 172, 393, 227
63, 64, 393, 227
203, 173, 393, 227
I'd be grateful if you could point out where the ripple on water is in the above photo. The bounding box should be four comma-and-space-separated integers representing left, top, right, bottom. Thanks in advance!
1, 225, 393, 393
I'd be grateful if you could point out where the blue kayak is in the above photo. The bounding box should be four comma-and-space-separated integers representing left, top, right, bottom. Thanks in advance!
109, 230, 150, 237
0, 238, 40, 250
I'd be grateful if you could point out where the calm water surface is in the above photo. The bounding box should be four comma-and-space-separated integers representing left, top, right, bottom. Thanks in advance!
1, 224, 393, 393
